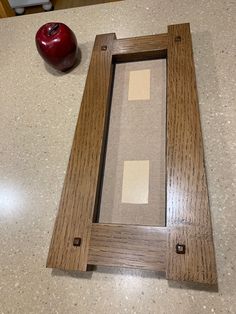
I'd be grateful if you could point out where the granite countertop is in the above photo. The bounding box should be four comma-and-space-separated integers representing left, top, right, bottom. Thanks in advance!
0, 1, 235, 313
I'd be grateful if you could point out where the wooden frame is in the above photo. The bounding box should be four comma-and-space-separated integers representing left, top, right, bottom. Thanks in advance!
47, 23, 217, 284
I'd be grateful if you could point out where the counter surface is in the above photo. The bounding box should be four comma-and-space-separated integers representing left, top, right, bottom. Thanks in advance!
0, 1, 235, 313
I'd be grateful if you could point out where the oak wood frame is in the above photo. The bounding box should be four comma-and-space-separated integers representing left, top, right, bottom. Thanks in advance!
47, 23, 217, 284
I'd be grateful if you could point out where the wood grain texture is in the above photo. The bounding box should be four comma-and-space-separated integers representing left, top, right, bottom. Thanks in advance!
47, 33, 116, 271
112, 34, 168, 62
88, 224, 167, 271
0, 0, 14, 18
166, 23, 217, 284
54, 0, 121, 9
23, 0, 122, 15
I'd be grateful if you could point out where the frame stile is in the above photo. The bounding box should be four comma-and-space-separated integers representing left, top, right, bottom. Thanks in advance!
166, 23, 217, 284
47, 33, 116, 271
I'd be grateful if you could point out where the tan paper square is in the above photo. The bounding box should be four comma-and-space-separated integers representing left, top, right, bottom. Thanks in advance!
128, 69, 151, 100
121, 160, 149, 204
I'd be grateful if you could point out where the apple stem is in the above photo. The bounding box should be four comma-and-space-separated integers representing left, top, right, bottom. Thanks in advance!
48, 23, 59, 36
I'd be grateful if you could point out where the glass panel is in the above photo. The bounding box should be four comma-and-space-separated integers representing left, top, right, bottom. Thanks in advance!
99, 59, 166, 226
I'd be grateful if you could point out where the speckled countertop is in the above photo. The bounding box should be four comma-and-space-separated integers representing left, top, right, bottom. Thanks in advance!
0, 1, 235, 313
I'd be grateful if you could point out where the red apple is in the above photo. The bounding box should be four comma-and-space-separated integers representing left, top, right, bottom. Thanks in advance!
35, 22, 78, 71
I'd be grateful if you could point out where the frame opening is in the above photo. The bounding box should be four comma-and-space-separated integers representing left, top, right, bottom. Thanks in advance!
97, 58, 167, 226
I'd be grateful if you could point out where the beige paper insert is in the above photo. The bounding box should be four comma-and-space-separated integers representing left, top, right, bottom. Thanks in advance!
128, 69, 151, 100
121, 160, 149, 204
